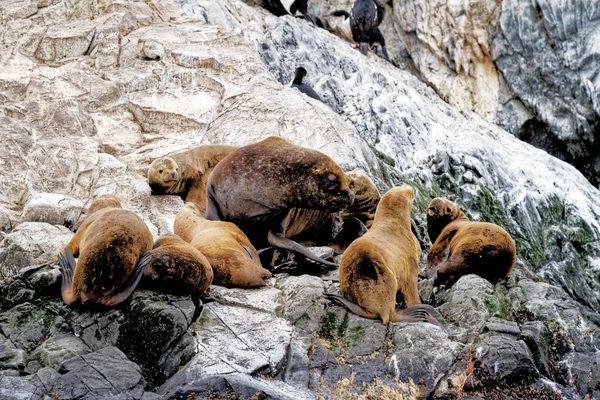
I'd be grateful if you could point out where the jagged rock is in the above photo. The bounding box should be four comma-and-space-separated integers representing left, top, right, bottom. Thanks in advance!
490, 0, 600, 187
435, 275, 500, 336
0, 222, 72, 278
388, 324, 461, 395
472, 333, 539, 384
51, 346, 146, 399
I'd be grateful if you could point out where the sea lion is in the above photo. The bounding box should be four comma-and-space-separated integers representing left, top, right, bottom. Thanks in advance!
340, 168, 381, 229
147, 145, 238, 211
142, 235, 213, 295
328, 185, 439, 325
290, 67, 322, 102
426, 197, 517, 287
350, 0, 385, 56
174, 203, 271, 288
205, 136, 355, 268
58, 196, 154, 307
285, 169, 379, 251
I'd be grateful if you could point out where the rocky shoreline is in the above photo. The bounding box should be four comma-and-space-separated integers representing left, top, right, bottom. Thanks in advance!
0, 0, 599, 398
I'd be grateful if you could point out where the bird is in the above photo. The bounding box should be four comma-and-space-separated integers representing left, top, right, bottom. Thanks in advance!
329, 9, 390, 61
349, 0, 385, 57
290, 67, 322, 101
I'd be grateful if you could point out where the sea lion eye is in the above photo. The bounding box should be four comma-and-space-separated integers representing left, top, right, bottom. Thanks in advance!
446, 207, 452, 213
158, 170, 163, 174
324, 175, 339, 190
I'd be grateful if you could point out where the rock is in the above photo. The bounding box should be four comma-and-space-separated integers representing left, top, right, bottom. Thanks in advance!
0, 222, 72, 278
0, 375, 38, 400
161, 373, 317, 399
490, 0, 600, 187
19, 192, 85, 229
436, 275, 501, 335
388, 324, 461, 395
472, 333, 539, 384
51, 346, 146, 399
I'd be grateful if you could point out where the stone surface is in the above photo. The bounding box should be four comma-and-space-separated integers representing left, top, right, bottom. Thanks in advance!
0, 0, 598, 398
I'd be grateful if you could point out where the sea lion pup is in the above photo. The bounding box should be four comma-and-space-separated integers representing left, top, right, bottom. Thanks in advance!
174, 203, 271, 288
329, 185, 439, 325
426, 198, 517, 288
205, 136, 355, 268
350, 0, 385, 56
290, 67, 322, 102
142, 235, 213, 295
58, 196, 154, 307
147, 145, 238, 211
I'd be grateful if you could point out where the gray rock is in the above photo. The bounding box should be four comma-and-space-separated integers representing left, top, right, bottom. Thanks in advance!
0, 222, 72, 279
473, 333, 539, 383
0, 375, 38, 399
161, 373, 317, 400
52, 346, 146, 399
388, 324, 461, 395
19, 193, 85, 230
490, 0, 600, 186
436, 275, 500, 334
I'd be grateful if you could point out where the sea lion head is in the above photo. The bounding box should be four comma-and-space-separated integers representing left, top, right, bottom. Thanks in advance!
307, 159, 355, 211
376, 185, 415, 218
426, 198, 464, 242
148, 157, 181, 194
345, 168, 381, 211
88, 195, 122, 214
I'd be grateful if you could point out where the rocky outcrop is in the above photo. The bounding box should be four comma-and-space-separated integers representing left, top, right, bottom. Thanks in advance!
390, 0, 600, 187
0, 0, 599, 398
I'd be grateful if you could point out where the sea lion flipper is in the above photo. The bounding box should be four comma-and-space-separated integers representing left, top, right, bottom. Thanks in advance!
393, 305, 442, 326
58, 249, 77, 306
267, 230, 338, 269
325, 293, 378, 319
102, 251, 152, 306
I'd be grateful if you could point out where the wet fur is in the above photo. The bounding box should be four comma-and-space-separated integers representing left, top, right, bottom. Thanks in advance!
59, 197, 154, 307
174, 203, 271, 288
426, 198, 516, 287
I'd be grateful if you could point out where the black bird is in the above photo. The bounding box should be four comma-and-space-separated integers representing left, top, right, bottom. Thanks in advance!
350, 0, 385, 57
278, 0, 308, 16
290, 67, 322, 101
329, 9, 390, 62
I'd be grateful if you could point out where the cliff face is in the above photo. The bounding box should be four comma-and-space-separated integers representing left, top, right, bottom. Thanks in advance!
0, 0, 599, 398
390, 0, 600, 187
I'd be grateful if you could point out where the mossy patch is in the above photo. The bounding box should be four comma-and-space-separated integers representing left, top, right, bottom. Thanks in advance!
472, 186, 507, 229
483, 293, 508, 319
191, 309, 210, 330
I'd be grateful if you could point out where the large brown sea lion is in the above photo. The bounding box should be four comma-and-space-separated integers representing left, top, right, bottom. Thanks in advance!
142, 235, 213, 295
328, 185, 439, 325
147, 145, 238, 211
58, 196, 154, 307
426, 197, 516, 287
205, 136, 355, 268
174, 203, 271, 288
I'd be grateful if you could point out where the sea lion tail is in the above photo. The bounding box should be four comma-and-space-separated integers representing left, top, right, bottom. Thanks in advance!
392, 304, 442, 326
325, 293, 378, 319
101, 251, 153, 306
58, 249, 77, 306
